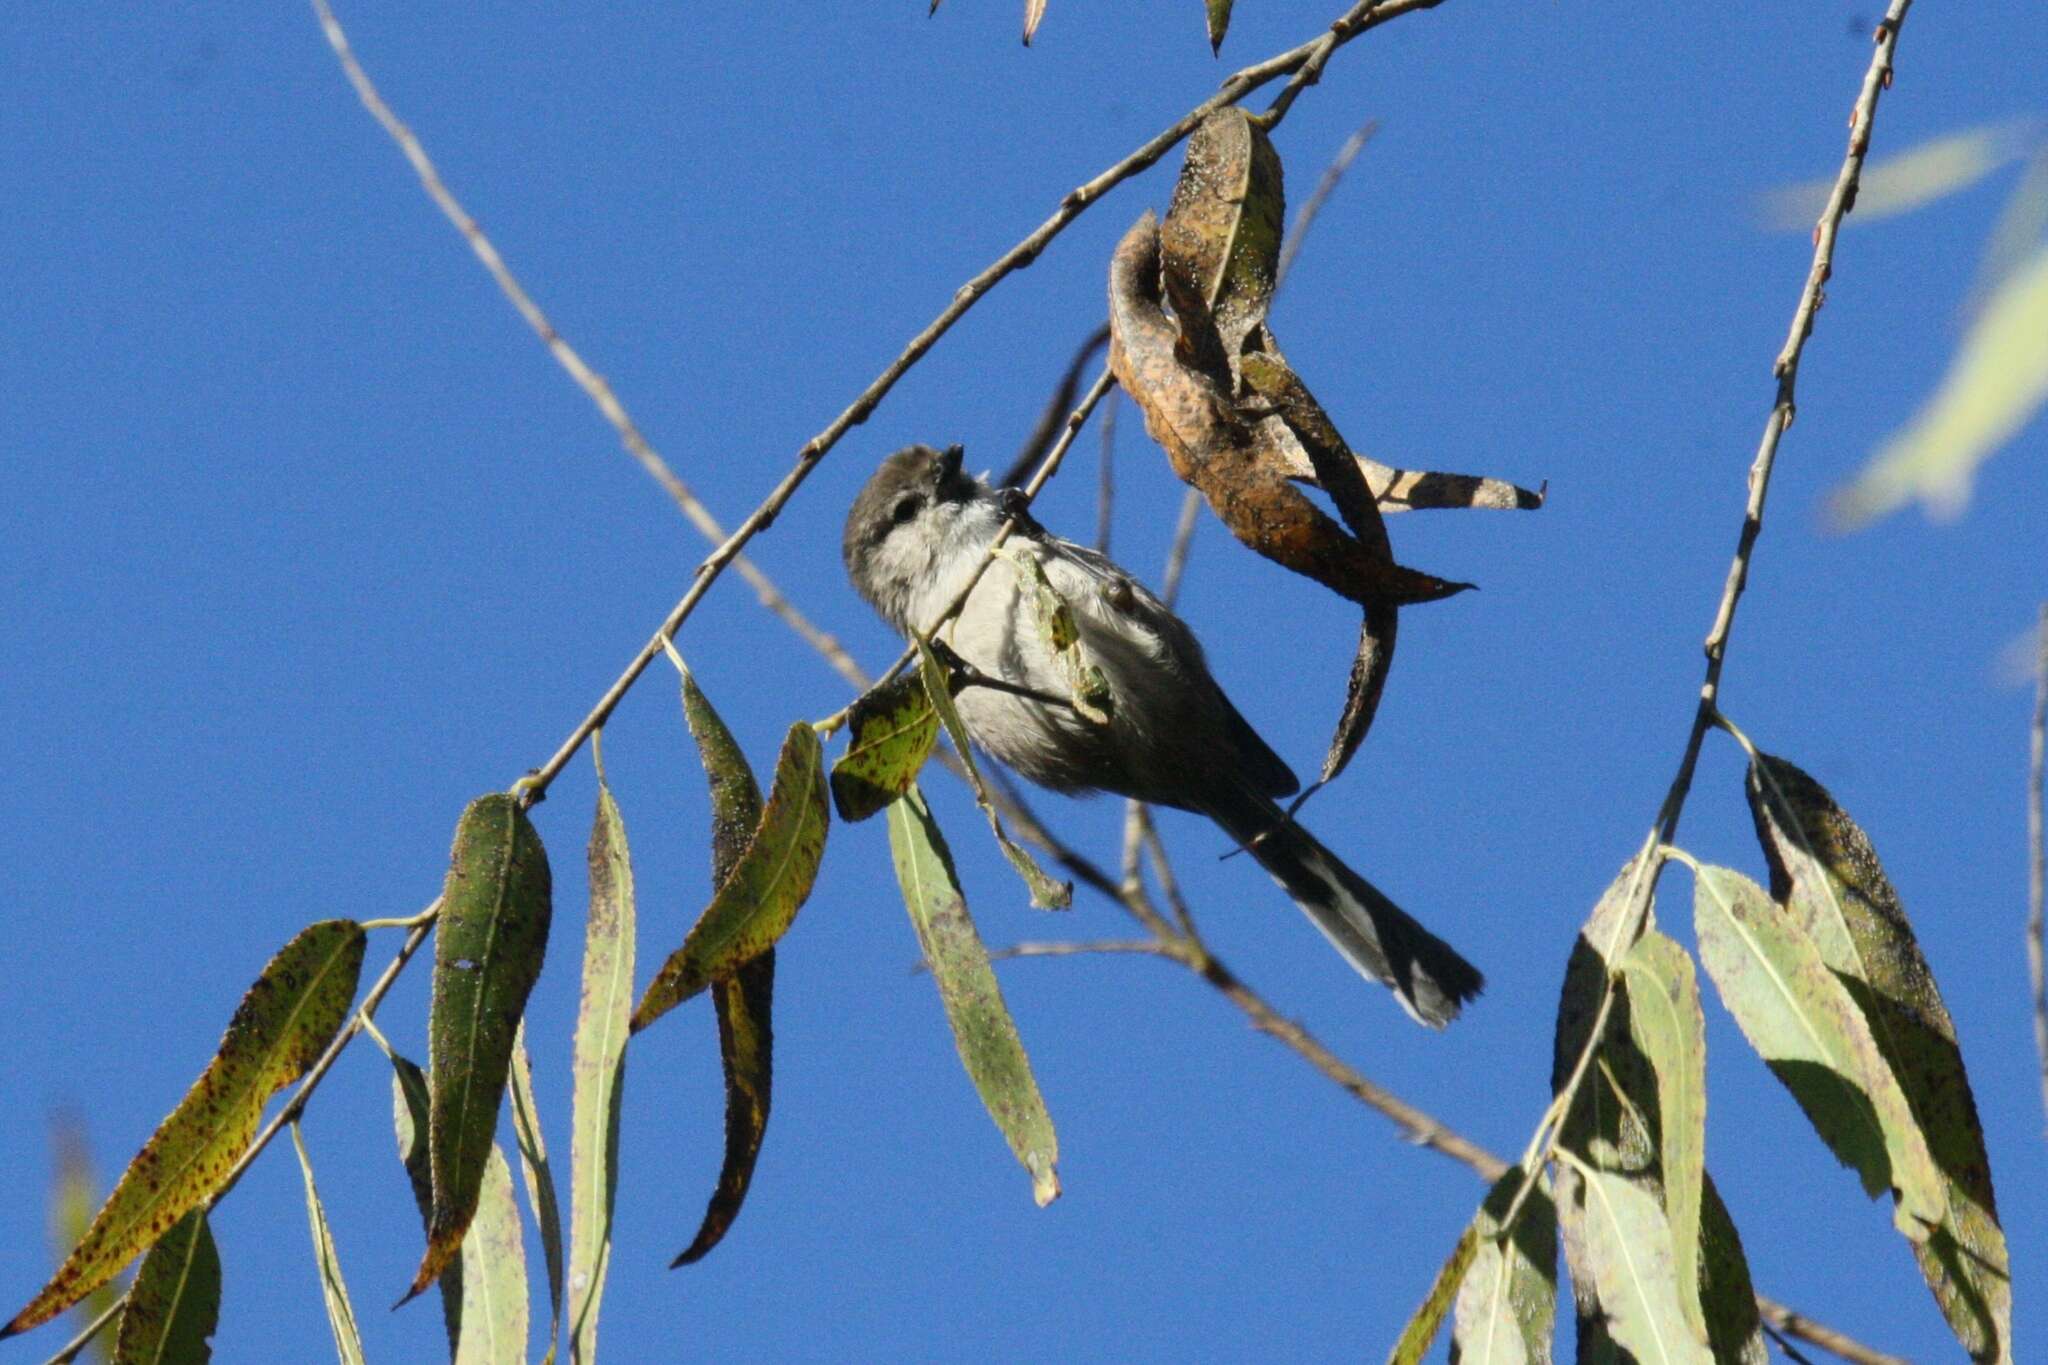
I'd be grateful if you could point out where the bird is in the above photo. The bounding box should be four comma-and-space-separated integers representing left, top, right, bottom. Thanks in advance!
842, 442, 1482, 1026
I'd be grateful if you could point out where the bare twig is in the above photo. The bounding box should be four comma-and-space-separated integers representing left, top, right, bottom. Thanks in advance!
987, 939, 1170, 963
1004, 324, 1112, 488
2030, 601, 2047, 1131
1274, 118, 1379, 290
308, 0, 866, 696
1490, 0, 1918, 1287
1756, 1302, 1906, 1365
1158, 488, 1204, 610
1094, 388, 1119, 556
40, 1296, 121, 1365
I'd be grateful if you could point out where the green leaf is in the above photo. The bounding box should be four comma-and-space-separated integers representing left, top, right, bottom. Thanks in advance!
681, 666, 765, 884
5, 921, 367, 1340
1830, 239, 2048, 529
509, 1025, 564, 1364
109, 1211, 219, 1365
1692, 864, 1944, 1235
389, 1054, 463, 1354
568, 779, 634, 1365
1387, 1226, 1479, 1365
1203, 0, 1232, 53
830, 671, 941, 822
916, 638, 1071, 910
888, 784, 1060, 1205
632, 721, 828, 1032
289, 1125, 365, 1365
457, 1146, 530, 1365
1563, 1162, 1713, 1365
1696, 1176, 1768, 1365
408, 794, 554, 1301
1759, 118, 2042, 230
1618, 930, 1707, 1346
1746, 754, 2012, 1362
995, 547, 1114, 723
1450, 1168, 1556, 1365
675, 953, 775, 1266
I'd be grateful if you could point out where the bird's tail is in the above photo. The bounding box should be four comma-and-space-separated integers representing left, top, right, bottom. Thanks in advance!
1200, 785, 1483, 1027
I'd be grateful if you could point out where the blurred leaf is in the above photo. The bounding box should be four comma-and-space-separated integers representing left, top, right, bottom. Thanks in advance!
1692, 864, 1944, 1234
676, 954, 774, 1266
1696, 1177, 1768, 1365
1747, 754, 2012, 1362
408, 794, 554, 1300
916, 637, 1072, 909
568, 779, 634, 1364
289, 1125, 365, 1365
632, 722, 828, 1031
1565, 1162, 1713, 1365
996, 547, 1114, 723
4, 921, 366, 1340
1022, 0, 1045, 44
1450, 1168, 1556, 1365
390, 1053, 463, 1353
830, 670, 941, 822
1759, 118, 2042, 229
1204, 0, 1232, 53
48, 1114, 119, 1362
1830, 240, 2048, 529
509, 1025, 564, 1364
888, 783, 1060, 1205
1968, 145, 2048, 320
1618, 930, 1708, 1346
1388, 1226, 1478, 1365
457, 1146, 530, 1365
108, 1211, 218, 1365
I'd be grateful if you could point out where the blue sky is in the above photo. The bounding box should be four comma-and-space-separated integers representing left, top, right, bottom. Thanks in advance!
2, 3, 2043, 1361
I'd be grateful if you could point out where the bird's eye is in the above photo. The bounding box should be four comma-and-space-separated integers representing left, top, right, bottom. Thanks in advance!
890, 494, 923, 525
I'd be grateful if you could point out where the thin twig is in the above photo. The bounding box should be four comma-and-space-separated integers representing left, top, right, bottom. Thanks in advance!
1158, 488, 1204, 610
1095, 387, 1119, 556
1004, 324, 1112, 488
1490, 0, 1917, 1290
1274, 118, 1379, 290
2030, 601, 2047, 1131
308, 0, 866, 696
40, 1296, 121, 1365
987, 940, 1171, 963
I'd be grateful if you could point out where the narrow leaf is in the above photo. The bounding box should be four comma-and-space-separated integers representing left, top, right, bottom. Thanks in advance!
1692, 864, 1944, 1234
458, 1145, 531, 1365
1388, 1226, 1479, 1365
509, 1025, 564, 1364
996, 547, 1114, 723
829, 671, 941, 822
5, 921, 367, 1340
408, 794, 554, 1300
568, 780, 634, 1364
888, 784, 1060, 1205
108, 1211, 219, 1365
1747, 753, 2011, 1361
1566, 1161, 1713, 1365
681, 666, 764, 883
390, 1053, 463, 1353
916, 637, 1071, 909
631, 722, 828, 1032
1204, 0, 1232, 53
47, 1115, 121, 1360
290, 1125, 365, 1365
675, 953, 775, 1265
1830, 240, 2048, 528
1696, 1176, 1769, 1365
1451, 1168, 1556, 1365
1022, 0, 1046, 44
1618, 930, 1708, 1346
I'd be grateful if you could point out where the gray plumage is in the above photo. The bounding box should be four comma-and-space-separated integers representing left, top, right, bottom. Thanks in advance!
843, 443, 1482, 1026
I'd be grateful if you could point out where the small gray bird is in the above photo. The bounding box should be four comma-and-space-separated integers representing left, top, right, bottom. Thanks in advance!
842, 443, 1482, 1026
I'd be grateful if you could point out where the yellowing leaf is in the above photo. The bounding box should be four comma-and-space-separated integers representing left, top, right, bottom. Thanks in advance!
409, 794, 554, 1300
1831, 240, 2048, 528
5, 921, 366, 1341
1387, 1226, 1479, 1365
889, 784, 1059, 1205
632, 722, 828, 1032
830, 670, 941, 822
1759, 118, 2042, 229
